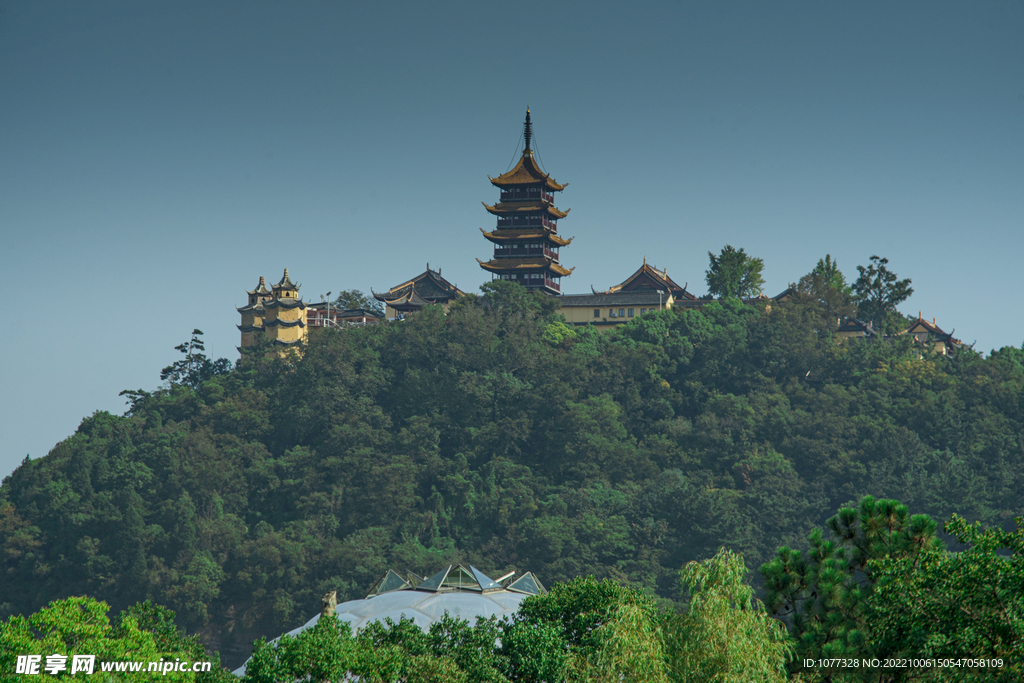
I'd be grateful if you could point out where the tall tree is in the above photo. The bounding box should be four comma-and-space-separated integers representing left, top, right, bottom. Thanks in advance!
852, 255, 913, 333
793, 255, 857, 328
810, 254, 852, 296
705, 245, 765, 299
160, 329, 232, 390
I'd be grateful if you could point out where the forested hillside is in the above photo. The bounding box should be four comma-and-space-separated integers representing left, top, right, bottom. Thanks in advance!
2, 279, 1023, 668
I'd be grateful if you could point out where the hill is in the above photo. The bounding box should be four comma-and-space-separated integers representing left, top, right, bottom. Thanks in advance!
2, 281, 1023, 668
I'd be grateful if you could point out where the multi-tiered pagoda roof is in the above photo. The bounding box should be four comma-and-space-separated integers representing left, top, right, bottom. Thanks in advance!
477, 109, 573, 294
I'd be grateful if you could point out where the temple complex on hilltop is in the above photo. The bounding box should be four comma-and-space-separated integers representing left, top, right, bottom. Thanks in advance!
476, 109, 574, 294
234, 109, 963, 353
373, 266, 465, 320
238, 268, 381, 350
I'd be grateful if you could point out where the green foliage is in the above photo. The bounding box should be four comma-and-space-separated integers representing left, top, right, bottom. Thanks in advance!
668, 548, 791, 683
761, 496, 941, 681
869, 514, 1024, 681
810, 254, 852, 297
705, 244, 765, 298
853, 255, 914, 333
243, 612, 508, 683
3, 278, 1024, 671
0, 596, 231, 682
794, 255, 857, 329
509, 576, 667, 682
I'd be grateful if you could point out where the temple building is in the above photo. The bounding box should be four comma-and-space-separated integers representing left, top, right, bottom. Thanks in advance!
240, 269, 387, 350
238, 269, 308, 350
373, 265, 464, 320
559, 259, 691, 330
604, 258, 696, 300
904, 313, 960, 355
237, 276, 274, 348
477, 109, 574, 294
261, 269, 307, 347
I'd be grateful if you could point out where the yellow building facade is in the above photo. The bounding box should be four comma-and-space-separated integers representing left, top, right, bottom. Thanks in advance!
238, 269, 308, 350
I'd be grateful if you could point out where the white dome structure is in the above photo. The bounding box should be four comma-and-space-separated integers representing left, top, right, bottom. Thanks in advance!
233, 565, 545, 676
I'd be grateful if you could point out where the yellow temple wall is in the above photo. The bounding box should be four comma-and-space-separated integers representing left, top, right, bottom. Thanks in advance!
559, 300, 672, 333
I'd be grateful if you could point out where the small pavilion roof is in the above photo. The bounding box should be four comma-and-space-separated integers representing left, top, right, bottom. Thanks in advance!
483, 202, 569, 219
378, 288, 432, 310
479, 227, 573, 247
477, 257, 574, 277
246, 276, 272, 297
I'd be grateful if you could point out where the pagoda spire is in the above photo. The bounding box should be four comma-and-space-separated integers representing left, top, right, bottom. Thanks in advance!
523, 108, 532, 153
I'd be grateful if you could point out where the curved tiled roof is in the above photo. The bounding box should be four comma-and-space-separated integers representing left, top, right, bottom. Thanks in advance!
489, 151, 566, 191
477, 257, 573, 277
263, 317, 306, 328
264, 298, 306, 310
246, 276, 272, 297
608, 260, 693, 299
483, 202, 569, 219
373, 268, 464, 303
273, 268, 300, 292
236, 301, 267, 313
479, 227, 573, 246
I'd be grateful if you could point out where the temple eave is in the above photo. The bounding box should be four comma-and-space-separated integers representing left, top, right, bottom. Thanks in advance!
488, 153, 567, 191
477, 258, 573, 277
482, 202, 569, 219
479, 228, 573, 247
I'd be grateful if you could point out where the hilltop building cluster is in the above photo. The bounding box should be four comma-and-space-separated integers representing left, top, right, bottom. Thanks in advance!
238, 110, 959, 355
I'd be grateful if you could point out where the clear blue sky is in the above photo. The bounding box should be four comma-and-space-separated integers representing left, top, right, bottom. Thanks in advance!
2, 1, 1022, 481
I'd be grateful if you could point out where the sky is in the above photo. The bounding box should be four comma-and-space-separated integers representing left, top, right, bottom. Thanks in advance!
2, 1, 1022, 481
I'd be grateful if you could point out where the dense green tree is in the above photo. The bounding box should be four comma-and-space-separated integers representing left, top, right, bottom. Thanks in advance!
794, 255, 857, 328
667, 547, 791, 683
760, 496, 941, 681
0, 596, 231, 682
507, 575, 668, 682
853, 255, 913, 333
869, 514, 1024, 681
705, 245, 765, 298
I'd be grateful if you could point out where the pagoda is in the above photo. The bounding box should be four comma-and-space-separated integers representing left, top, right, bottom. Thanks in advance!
262, 268, 307, 347
237, 275, 273, 349
477, 109, 574, 294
